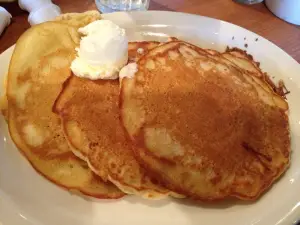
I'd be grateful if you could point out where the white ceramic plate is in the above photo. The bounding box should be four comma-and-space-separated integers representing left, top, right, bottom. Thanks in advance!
0, 11, 300, 225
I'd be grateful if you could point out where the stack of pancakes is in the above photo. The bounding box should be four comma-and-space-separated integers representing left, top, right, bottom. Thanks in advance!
1, 11, 290, 201
120, 41, 290, 200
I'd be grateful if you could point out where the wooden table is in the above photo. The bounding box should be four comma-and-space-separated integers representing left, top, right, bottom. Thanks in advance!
0, 0, 299, 62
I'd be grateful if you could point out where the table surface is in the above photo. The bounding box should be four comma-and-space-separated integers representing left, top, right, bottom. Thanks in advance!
0, 0, 299, 62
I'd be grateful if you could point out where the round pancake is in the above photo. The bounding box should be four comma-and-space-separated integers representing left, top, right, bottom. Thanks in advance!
6, 21, 123, 199
120, 41, 290, 200
0, 11, 102, 122
53, 40, 182, 199
54, 75, 174, 199
55, 41, 162, 162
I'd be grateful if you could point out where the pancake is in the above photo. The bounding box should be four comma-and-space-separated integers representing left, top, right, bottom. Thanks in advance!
120, 41, 290, 200
54, 77, 173, 199
0, 11, 103, 119
128, 41, 160, 62
190, 44, 288, 109
222, 47, 288, 97
204, 47, 288, 98
127, 39, 177, 62
6, 20, 123, 199
56, 41, 162, 162
177, 43, 288, 111
54, 10, 102, 28
53, 41, 179, 199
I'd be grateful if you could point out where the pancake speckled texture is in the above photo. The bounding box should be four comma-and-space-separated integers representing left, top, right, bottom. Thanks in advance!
54, 42, 178, 199
120, 41, 290, 200
6, 19, 124, 199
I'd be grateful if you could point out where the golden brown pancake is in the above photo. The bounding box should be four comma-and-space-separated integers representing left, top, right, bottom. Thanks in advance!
54, 10, 102, 28
55, 41, 162, 162
54, 76, 172, 199
222, 47, 288, 97
204, 47, 287, 98
188, 44, 288, 109
53, 41, 181, 199
6, 19, 123, 199
120, 41, 290, 200
128, 41, 160, 62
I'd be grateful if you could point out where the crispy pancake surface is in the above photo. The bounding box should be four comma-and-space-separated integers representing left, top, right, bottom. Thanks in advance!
56, 41, 160, 161
54, 41, 176, 199
128, 41, 160, 62
54, 77, 172, 199
0, 10, 102, 114
120, 41, 290, 200
6, 20, 123, 199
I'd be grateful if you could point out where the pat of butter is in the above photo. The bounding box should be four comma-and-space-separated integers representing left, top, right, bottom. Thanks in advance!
71, 20, 128, 80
